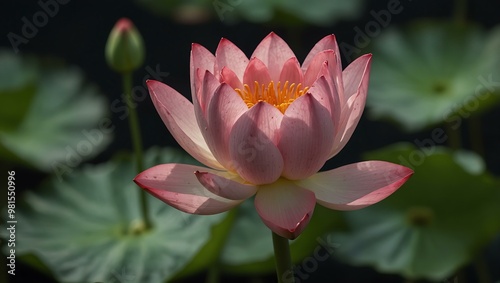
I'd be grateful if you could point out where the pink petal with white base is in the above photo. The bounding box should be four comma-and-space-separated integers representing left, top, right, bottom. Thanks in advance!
134, 164, 241, 214
279, 94, 335, 180
298, 161, 413, 211
255, 179, 316, 239
214, 38, 249, 81
147, 80, 223, 170
195, 171, 257, 200
205, 84, 248, 169
229, 102, 283, 185
251, 32, 296, 82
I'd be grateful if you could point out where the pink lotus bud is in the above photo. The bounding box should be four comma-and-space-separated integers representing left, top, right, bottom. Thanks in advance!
105, 18, 145, 73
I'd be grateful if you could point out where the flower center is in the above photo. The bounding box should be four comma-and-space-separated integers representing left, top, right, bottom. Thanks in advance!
235, 81, 309, 114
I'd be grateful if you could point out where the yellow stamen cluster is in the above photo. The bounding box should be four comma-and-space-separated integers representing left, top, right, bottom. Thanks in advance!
235, 81, 309, 114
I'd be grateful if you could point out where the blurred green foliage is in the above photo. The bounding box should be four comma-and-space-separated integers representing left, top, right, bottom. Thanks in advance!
1, 148, 227, 283
332, 144, 500, 280
0, 51, 112, 171
137, 0, 364, 26
367, 21, 500, 131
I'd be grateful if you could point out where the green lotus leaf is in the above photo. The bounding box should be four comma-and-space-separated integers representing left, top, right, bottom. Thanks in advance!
0, 50, 112, 171
366, 21, 500, 131
330, 144, 500, 280
1, 147, 227, 283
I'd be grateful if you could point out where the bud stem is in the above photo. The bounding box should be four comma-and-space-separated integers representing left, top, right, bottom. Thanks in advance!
123, 71, 151, 231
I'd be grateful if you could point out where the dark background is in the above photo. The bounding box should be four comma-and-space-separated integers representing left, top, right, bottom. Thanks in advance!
1, 0, 499, 282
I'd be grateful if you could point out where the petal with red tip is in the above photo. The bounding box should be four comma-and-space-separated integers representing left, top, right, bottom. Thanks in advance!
255, 179, 316, 239
251, 32, 296, 82
302, 34, 340, 70
298, 161, 413, 211
302, 35, 344, 103
214, 38, 249, 82
279, 94, 334, 180
147, 80, 223, 170
190, 43, 215, 100
195, 171, 257, 200
134, 164, 241, 214
229, 102, 283, 185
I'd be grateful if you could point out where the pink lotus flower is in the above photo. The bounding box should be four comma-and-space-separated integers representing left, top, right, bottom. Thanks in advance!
134, 32, 413, 239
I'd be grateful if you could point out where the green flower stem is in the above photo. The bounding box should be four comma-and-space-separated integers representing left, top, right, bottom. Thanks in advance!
122, 71, 151, 231
272, 232, 294, 283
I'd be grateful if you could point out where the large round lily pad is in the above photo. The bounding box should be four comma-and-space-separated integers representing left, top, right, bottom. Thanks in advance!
330, 144, 500, 280
0, 50, 112, 171
366, 22, 500, 131
1, 147, 227, 283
